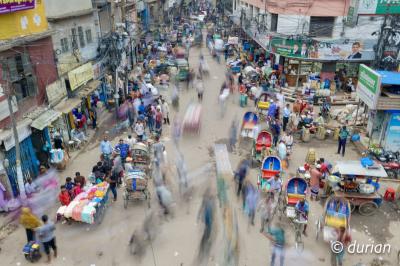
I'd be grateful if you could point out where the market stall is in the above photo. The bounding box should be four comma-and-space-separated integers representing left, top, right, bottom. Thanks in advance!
56, 182, 110, 224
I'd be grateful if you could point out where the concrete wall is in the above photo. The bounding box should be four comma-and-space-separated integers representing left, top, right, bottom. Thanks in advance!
0, 37, 57, 128
332, 16, 383, 40
49, 14, 99, 75
276, 14, 310, 35
44, 0, 93, 17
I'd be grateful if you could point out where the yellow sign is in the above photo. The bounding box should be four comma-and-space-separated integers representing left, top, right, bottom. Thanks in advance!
68, 63, 94, 91
0, 0, 48, 40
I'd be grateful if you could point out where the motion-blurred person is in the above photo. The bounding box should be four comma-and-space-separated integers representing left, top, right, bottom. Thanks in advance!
161, 99, 170, 125
195, 76, 205, 102
24, 178, 38, 197
197, 189, 215, 260
228, 119, 238, 152
245, 183, 259, 226
277, 140, 287, 161
156, 185, 173, 216
235, 160, 249, 197
134, 121, 145, 141
270, 119, 281, 147
263, 222, 285, 266
19, 207, 41, 242
258, 194, 274, 233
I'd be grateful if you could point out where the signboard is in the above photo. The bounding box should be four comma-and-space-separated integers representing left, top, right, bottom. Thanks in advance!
67, 63, 94, 91
93, 60, 106, 80
0, 0, 35, 14
0, 0, 47, 40
358, 0, 400, 15
314, 39, 375, 61
270, 37, 375, 61
0, 96, 18, 122
356, 64, 381, 109
270, 37, 313, 59
385, 112, 400, 152
46, 79, 67, 106
227, 36, 239, 45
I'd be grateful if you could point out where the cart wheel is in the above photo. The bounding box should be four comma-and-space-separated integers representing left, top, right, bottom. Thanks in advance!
350, 203, 356, 213
315, 218, 321, 240
359, 201, 378, 216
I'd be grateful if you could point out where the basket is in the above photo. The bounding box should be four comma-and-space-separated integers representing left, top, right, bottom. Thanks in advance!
125, 178, 148, 191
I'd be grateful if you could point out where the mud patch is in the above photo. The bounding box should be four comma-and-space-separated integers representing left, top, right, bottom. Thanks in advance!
0, 223, 18, 242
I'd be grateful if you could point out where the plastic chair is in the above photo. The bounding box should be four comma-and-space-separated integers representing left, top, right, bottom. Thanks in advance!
384, 187, 396, 201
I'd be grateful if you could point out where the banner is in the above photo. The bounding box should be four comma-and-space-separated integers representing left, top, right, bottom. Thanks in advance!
68, 63, 94, 91
270, 37, 375, 61
356, 64, 381, 109
0, 0, 35, 14
270, 37, 313, 59
358, 0, 400, 15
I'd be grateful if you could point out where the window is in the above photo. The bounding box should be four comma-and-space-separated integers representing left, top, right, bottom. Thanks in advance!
78, 26, 85, 48
2, 53, 37, 101
309, 16, 335, 37
271, 14, 278, 32
60, 38, 69, 53
85, 29, 93, 44
71, 28, 78, 50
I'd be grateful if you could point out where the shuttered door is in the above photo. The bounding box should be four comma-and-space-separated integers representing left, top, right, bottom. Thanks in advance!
309, 16, 335, 37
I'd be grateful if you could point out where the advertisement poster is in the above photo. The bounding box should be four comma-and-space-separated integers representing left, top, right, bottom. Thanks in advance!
0, 0, 35, 14
385, 112, 400, 152
270, 37, 375, 61
270, 37, 314, 59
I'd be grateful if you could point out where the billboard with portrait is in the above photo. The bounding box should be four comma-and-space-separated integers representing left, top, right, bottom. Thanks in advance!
270, 37, 375, 61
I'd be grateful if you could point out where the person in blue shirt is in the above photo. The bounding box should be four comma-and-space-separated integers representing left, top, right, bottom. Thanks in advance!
295, 198, 309, 236
270, 119, 281, 147
115, 139, 130, 167
138, 101, 145, 114
100, 136, 113, 159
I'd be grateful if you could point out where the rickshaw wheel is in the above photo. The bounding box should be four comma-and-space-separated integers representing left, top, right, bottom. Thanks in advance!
359, 201, 378, 216
315, 218, 321, 240
350, 203, 356, 213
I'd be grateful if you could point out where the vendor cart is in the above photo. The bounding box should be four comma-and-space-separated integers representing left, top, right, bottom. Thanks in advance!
182, 103, 202, 134
329, 161, 386, 216
316, 196, 351, 242
56, 182, 110, 225
123, 169, 150, 209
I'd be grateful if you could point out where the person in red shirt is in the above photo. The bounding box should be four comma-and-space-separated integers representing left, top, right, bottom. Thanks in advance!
72, 183, 82, 198
58, 185, 71, 206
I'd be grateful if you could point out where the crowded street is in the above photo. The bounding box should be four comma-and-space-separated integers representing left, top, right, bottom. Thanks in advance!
0, 35, 399, 266
1, 1, 400, 266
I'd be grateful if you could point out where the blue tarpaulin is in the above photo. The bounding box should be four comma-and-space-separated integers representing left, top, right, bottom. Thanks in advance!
376, 70, 400, 85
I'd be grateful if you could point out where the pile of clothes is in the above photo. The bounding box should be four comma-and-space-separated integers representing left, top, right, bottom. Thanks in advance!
57, 182, 109, 224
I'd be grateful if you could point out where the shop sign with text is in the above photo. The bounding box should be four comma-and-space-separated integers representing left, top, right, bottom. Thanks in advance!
356, 64, 381, 109
68, 63, 94, 91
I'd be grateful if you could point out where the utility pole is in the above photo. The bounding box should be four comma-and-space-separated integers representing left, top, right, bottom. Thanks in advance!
1, 68, 27, 200
111, 0, 116, 32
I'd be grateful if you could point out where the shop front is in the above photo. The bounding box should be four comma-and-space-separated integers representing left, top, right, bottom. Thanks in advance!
269, 37, 375, 90
0, 120, 38, 196
357, 65, 400, 150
